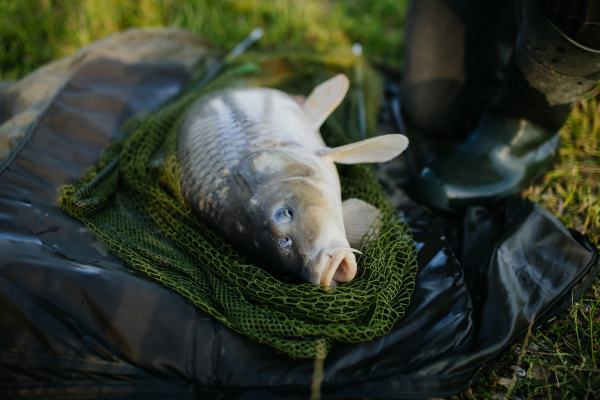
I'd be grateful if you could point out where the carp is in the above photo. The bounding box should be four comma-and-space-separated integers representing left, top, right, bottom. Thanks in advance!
178, 75, 408, 286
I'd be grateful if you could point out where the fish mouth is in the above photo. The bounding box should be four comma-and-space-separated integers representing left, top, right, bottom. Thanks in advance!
319, 247, 361, 287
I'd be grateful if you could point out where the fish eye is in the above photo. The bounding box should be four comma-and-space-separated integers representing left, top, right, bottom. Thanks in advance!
278, 236, 292, 249
274, 208, 293, 223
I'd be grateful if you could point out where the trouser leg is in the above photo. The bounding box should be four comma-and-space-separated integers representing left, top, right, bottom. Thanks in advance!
413, 0, 600, 212
401, 0, 600, 137
401, 0, 526, 137
491, 0, 600, 131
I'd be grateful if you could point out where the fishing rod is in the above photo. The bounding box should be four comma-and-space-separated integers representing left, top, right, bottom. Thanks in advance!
352, 43, 367, 140
192, 27, 264, 91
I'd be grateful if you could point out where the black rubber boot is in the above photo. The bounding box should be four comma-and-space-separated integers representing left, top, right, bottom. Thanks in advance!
416, 0, 600, 213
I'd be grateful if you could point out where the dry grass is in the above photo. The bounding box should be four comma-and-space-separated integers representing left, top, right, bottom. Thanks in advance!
525, 92, 600, 246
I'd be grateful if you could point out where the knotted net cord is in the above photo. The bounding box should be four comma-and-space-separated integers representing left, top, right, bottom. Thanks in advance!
59, 52, 418, 359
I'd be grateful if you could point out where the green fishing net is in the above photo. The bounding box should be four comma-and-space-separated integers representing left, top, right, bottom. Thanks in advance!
59, 51, 418, 359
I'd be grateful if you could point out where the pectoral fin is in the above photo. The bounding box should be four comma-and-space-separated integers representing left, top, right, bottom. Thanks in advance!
304, 74, 349, 131
319, 134, 408, 164
342, 198, 380, 248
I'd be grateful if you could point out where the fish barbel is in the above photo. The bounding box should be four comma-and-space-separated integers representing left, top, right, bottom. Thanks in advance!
178, 75, 408, 286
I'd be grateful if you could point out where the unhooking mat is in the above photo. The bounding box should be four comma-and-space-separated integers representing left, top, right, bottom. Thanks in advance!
0, 28, 598, 399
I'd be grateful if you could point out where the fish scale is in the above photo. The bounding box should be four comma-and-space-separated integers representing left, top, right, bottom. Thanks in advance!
179, 88, 321, 223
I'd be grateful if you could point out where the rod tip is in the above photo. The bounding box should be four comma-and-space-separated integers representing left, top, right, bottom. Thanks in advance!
250, 27, 264, 41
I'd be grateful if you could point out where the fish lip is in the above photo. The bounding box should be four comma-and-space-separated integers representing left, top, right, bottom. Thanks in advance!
318, 246, 361, 287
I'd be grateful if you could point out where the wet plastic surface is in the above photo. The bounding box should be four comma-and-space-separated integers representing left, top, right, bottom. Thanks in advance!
0, 56, 598, 399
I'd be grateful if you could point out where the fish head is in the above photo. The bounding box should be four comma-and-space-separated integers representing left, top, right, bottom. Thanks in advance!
232, 148, 358, 287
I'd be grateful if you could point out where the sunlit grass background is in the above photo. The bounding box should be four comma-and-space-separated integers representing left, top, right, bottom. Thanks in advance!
0, 0, 406, 80
1, 0, 598, 399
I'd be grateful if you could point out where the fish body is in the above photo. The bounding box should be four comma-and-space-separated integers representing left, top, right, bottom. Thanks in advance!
179, 75, 408, 286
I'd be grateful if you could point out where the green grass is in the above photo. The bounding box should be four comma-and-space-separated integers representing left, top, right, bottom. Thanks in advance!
526, 92, 600, 246
0, 0, 407, 81
1, 1, 598, 399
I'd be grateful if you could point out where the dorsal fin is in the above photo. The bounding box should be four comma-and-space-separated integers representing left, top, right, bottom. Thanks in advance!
303, 74, 349, 131
318, 134, 409, 164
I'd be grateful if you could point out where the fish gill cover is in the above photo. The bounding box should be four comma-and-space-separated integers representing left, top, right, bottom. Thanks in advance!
58, 52, 418, 359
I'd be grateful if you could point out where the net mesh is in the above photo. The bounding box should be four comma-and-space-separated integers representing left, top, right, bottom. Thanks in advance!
59, 51, 418, 359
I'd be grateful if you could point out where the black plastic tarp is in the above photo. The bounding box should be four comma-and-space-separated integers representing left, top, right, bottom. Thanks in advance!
0, 34, 598, 399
